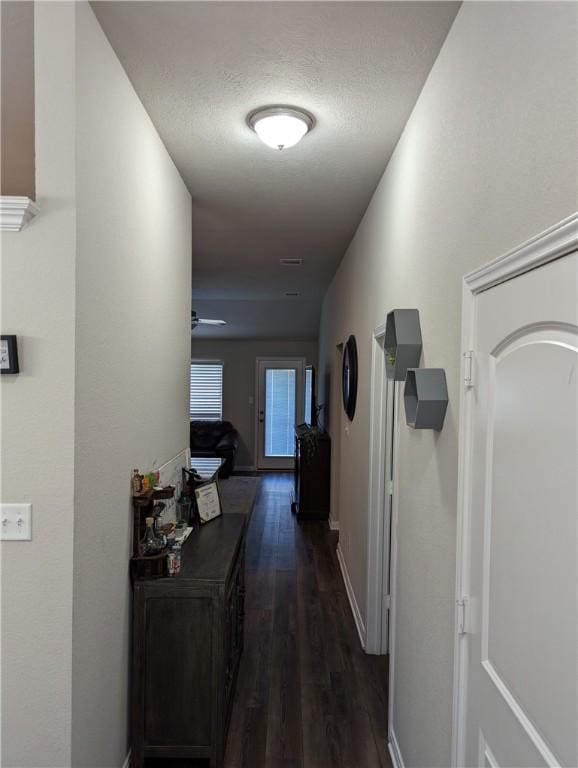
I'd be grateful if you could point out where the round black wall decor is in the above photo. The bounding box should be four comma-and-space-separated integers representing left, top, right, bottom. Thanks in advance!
342, 335, 358, 421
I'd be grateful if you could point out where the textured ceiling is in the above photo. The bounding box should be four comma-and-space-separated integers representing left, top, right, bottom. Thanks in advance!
92, 1, 459, 339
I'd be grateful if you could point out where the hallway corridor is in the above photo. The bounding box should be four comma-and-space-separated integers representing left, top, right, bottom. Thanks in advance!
224, 474, 391, 768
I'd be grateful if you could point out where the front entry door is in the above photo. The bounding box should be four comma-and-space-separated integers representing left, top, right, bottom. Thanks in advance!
256, 358, 305, 470
461, 251, 577, 767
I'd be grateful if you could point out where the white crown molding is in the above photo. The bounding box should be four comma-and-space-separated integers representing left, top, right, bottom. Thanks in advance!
0, 196, 39, 232
465, 212, 578, 294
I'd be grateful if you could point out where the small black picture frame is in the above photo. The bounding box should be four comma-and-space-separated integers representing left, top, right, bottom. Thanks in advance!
0, 335, 19, 374
342, 334, 358, 421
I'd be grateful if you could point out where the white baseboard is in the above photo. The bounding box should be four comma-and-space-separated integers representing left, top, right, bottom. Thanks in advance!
336, 544, 366, 649
121, 749, 131, 768
329, 517, 339, 531
388, 729, 405, 768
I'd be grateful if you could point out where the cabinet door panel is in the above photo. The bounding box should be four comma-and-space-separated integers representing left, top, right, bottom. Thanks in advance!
144, 596, 213, 746
224, 554, 245, 721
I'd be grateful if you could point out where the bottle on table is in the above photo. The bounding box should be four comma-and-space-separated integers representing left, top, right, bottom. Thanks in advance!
141, 516, 162, 556
167, 542, 182, 576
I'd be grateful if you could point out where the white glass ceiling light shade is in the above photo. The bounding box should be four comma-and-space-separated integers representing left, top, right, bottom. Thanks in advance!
248, 106, 314, 150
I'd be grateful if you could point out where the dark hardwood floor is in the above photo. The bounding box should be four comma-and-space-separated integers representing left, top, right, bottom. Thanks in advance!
224, 472, 391, 768
144, 473, 390, 768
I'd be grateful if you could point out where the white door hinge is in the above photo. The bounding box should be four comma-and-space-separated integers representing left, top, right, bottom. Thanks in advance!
383, 594, 391, 610
456, 597, 469, 635
388, 480, 394, 497
463, 351, 475, 388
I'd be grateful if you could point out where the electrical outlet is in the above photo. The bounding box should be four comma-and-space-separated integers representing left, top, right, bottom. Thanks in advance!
1, 504, 32, 541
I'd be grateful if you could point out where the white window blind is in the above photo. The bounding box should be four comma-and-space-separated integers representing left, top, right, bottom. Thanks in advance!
305, 366, 313, 424
265, 368, 296, 457
190, 361, 223, 421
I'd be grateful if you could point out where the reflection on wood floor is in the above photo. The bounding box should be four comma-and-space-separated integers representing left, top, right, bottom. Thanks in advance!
224, 472, 391, 768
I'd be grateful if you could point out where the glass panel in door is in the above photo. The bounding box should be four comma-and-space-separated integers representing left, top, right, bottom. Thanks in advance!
256, 358, 305, 470
265, 369, 296, 457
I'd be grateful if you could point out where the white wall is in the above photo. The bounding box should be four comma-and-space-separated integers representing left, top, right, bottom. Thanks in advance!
71, 5, 191, 766
1, 4, 192, 766
1, 4, 77, 765
318, 3, 578, 766
190, 338, 318, 468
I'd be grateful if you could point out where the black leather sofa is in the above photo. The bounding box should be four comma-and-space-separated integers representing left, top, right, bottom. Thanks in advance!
189, 420, 239, 478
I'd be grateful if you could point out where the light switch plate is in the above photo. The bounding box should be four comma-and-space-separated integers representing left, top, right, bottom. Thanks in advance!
1, 503, 32, 540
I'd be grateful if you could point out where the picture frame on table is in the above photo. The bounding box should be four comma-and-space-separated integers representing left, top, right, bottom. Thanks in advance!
1, 335, 19, 374
194, 481, 222, 525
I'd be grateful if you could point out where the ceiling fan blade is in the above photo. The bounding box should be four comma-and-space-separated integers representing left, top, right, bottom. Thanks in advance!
197, 318, 227, 326
191, 310, 226, 329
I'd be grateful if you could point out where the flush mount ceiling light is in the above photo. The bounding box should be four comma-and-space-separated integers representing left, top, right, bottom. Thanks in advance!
248, 106, 314, 150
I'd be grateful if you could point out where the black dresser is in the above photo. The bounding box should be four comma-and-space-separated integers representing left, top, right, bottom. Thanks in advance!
131, 513, 247, 768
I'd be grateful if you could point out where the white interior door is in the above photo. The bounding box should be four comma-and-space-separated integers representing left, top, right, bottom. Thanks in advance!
256, 358, 305, 470
459, 251, 577, 767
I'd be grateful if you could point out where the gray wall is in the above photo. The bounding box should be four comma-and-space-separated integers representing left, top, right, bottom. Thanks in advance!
1, 4, 192, 766
1, 4, 77, 764
71, 5, 192, 766
318, 3, 578, 766
191, 338, 318, 468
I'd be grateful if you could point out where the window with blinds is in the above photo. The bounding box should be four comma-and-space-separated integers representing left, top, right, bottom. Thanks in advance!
190, 361, 223, 421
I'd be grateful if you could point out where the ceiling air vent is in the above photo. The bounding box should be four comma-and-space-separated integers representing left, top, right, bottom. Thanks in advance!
284, 291, 300, 297
280, 258, 303, 266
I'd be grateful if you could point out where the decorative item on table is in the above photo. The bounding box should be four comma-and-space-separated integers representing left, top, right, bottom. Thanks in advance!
175, 519, 188, 540
142, 470, 160, 492
140, 517, 164, 556
194, 481, 222, 525
131, 469, 144, 496
167, 542, 182, 576
176, 495, 193, 527
295, 422, 325, 462
181, 466, 203, 497
152, 501, 166, 532
130, 483, 176, 581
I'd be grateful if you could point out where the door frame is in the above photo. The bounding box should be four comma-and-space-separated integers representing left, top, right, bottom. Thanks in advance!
254, 356, 306, 470
366, 322, 399, 655
329, 344, 344, 530
451, 212, 578, 766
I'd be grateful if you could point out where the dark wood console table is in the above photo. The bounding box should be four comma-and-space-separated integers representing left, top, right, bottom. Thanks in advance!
131, 512, 247, 768
293, 426, 331, 520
